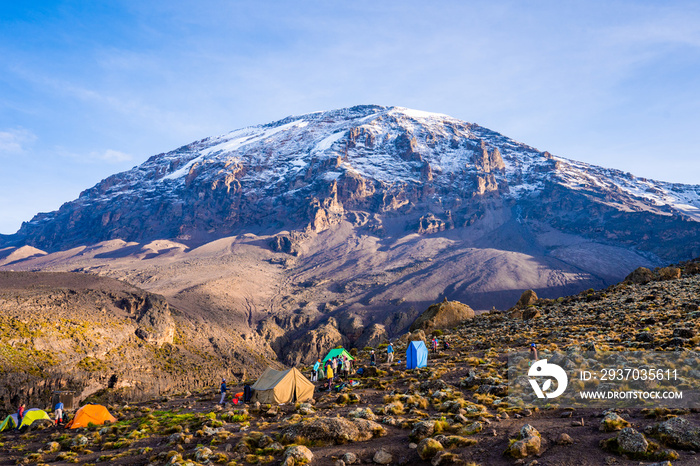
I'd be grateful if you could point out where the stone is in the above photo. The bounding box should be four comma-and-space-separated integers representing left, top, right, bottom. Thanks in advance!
194, 446, 213, 462
658, 267, 681, 280
72, 435, 89, 447
616, 427, 648, 455
625, 267, 656, 284
342, 452, 358, 464
410, 420, 435, 441
284, 445, 314, 464
506, 424, 542, 459
556, 433, 573, 445
373, 448, 393, 464
652, 416, 700, 450
516, 290, 539, 307
417, 438, 444, 460
43, 441, 61, 453
282, 416, 385, 444
461, 421, 483, 435
409, 299, 475, 332
600, 412, 630, 432
431, 451, 465, 465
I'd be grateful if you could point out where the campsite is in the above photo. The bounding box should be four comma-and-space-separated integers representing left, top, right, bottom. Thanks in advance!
3, 275, 700, 465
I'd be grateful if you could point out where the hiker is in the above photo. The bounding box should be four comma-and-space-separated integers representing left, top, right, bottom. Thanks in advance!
312, 359, 320, 382
243, 384, 252, 403
17, 404, 25, 430
370, 350, 376, 366
337, 357, 344, 378
326, 363, 334, 390
54, 400, 64, 426
529, 343, 538, 365
432, 337, 439, 353
386, 342, 394, 363
443, 339, 450, 350
343, 355, 350, 377
331, 356, 338, 373
219, 378, 227, 404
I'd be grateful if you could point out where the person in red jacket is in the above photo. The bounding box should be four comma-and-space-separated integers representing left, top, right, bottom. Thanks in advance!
17, 404, 25, 430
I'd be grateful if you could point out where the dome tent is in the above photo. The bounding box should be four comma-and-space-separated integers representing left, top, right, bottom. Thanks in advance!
66, 404, 117, 429
19, 409, 51, 429
322, 347, 354, 363
0, 413, 18, 432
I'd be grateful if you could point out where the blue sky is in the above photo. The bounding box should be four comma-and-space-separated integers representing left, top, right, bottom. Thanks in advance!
1, 1, 700, 234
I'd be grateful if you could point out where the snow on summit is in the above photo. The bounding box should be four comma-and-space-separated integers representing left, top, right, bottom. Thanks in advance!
23, 105, 700, 234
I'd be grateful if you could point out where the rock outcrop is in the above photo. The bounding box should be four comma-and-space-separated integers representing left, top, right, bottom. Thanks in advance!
410, 298, 475, 332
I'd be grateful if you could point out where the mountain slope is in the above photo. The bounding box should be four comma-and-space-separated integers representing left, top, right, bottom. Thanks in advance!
2, 105, 700, 363
0, 271, 274, 411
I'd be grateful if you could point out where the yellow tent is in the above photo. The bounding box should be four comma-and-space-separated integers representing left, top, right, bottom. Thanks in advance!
66, 404, 117, 429
251, 367, 314, 404
0, 413, 18, 432
19, 409, 51, 429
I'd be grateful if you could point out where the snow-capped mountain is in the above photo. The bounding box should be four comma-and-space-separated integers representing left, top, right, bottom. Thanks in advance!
7, 105, 700, 262
4, 105, 700, 361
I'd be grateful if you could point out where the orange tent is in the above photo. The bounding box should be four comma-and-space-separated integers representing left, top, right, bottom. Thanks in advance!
66, 404, 117, 429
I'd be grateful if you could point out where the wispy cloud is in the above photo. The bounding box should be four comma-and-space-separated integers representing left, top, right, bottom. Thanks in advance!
96, 149, 133, 163
0, 128, 36, 154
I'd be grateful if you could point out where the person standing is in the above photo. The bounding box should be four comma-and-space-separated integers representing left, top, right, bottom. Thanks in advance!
432, 337, 439, 353
386, 343, 394, 363
370, 350, 376, 366
54, 400, 64, 426
219, 379, 227, 404
17, 404, 25, 430
529, 343, 538, 366
312, 359, 320, 382
326, 363, 334, 390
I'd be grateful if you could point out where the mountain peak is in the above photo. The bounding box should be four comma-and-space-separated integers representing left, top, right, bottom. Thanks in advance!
3, 105, 699, 261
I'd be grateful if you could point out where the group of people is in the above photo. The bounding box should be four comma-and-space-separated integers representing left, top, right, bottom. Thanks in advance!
312, 354, 353, 389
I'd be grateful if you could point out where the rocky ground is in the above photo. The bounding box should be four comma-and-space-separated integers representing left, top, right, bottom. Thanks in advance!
0, 272, 274, 412
1, 262, 700, 465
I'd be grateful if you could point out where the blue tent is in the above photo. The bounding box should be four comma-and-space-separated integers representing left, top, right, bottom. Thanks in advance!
406, 340, 428, 369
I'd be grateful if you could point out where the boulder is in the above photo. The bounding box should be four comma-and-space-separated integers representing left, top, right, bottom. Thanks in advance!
649, 417, 700, 450
556, 433, 573, 445
409, 298, 475, 332
658, 267, 681, 281
342, 452, 358, 464
516, 290, 539, 308
284, 445, 314, 465
417, 438, 444, 460
506, 424, 541, 459
373, 448, 393, 464
615, 427, 649, 455
282, 416, 385, 445
600, 412, 630, 432
430, 451, 465, 465
625, 267, 656, 284
410, 420, 435, 441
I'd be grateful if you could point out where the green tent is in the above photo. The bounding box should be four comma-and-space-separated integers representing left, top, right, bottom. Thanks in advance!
0, 413, 18, 432
18, 409, 51, 429
322, 348, 354, 363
